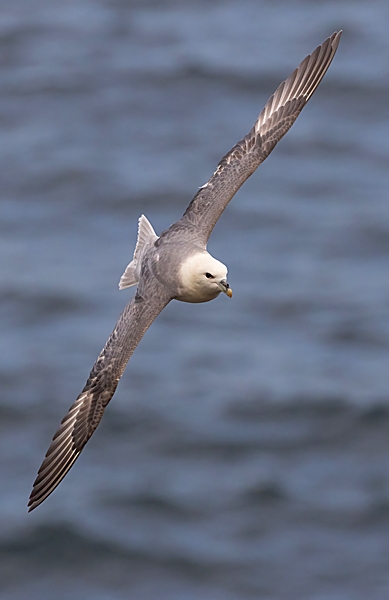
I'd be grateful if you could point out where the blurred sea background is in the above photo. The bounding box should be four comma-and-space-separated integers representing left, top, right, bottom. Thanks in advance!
2, 1, 389, 598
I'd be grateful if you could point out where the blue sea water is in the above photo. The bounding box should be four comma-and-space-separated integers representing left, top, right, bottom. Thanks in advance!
1, 1, 389, 598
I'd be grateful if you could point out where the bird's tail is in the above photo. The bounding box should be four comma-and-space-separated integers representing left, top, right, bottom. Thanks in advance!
119, 214, 158, 290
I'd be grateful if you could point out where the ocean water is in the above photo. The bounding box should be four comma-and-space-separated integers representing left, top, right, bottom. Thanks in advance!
1, 1, 389, 598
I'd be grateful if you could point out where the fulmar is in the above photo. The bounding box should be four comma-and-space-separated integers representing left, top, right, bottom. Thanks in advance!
28, 31, 342, 511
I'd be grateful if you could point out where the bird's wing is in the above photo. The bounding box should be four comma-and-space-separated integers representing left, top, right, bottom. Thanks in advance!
181, 31, 341, 244
28, 276, 172, 511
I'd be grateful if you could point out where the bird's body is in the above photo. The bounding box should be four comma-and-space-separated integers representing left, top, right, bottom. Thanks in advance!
29, 31, 342, 511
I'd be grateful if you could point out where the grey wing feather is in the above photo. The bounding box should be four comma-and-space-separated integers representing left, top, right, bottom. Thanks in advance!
28, 277, 171, 511
181, 31, 341, 243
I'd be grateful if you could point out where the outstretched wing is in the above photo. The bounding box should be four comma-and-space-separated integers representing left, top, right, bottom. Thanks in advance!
181, 31, 341, 244
28, 276, 172, 511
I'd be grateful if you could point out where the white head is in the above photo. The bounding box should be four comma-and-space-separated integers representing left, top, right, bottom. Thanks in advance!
177, 251, 232, 303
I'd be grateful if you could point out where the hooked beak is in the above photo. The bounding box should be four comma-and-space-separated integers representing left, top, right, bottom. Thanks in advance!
219, 279, 233, 298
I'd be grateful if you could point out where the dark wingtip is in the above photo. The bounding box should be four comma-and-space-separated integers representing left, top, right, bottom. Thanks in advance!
28, 488, 42, 512
331, 30, 342, 49
27, 494, 38, 512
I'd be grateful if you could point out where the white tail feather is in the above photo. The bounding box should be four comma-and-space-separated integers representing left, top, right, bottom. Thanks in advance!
119, 262, 138, 289
119, 215, 158, 290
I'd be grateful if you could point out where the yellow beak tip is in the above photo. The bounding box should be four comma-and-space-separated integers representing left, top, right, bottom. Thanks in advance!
226, 288, 233, 298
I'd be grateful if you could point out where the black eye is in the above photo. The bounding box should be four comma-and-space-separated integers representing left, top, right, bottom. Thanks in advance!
205, 272, 213, 279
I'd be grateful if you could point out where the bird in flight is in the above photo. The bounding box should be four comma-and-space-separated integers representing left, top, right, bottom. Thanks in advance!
29, 31, 342, 511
